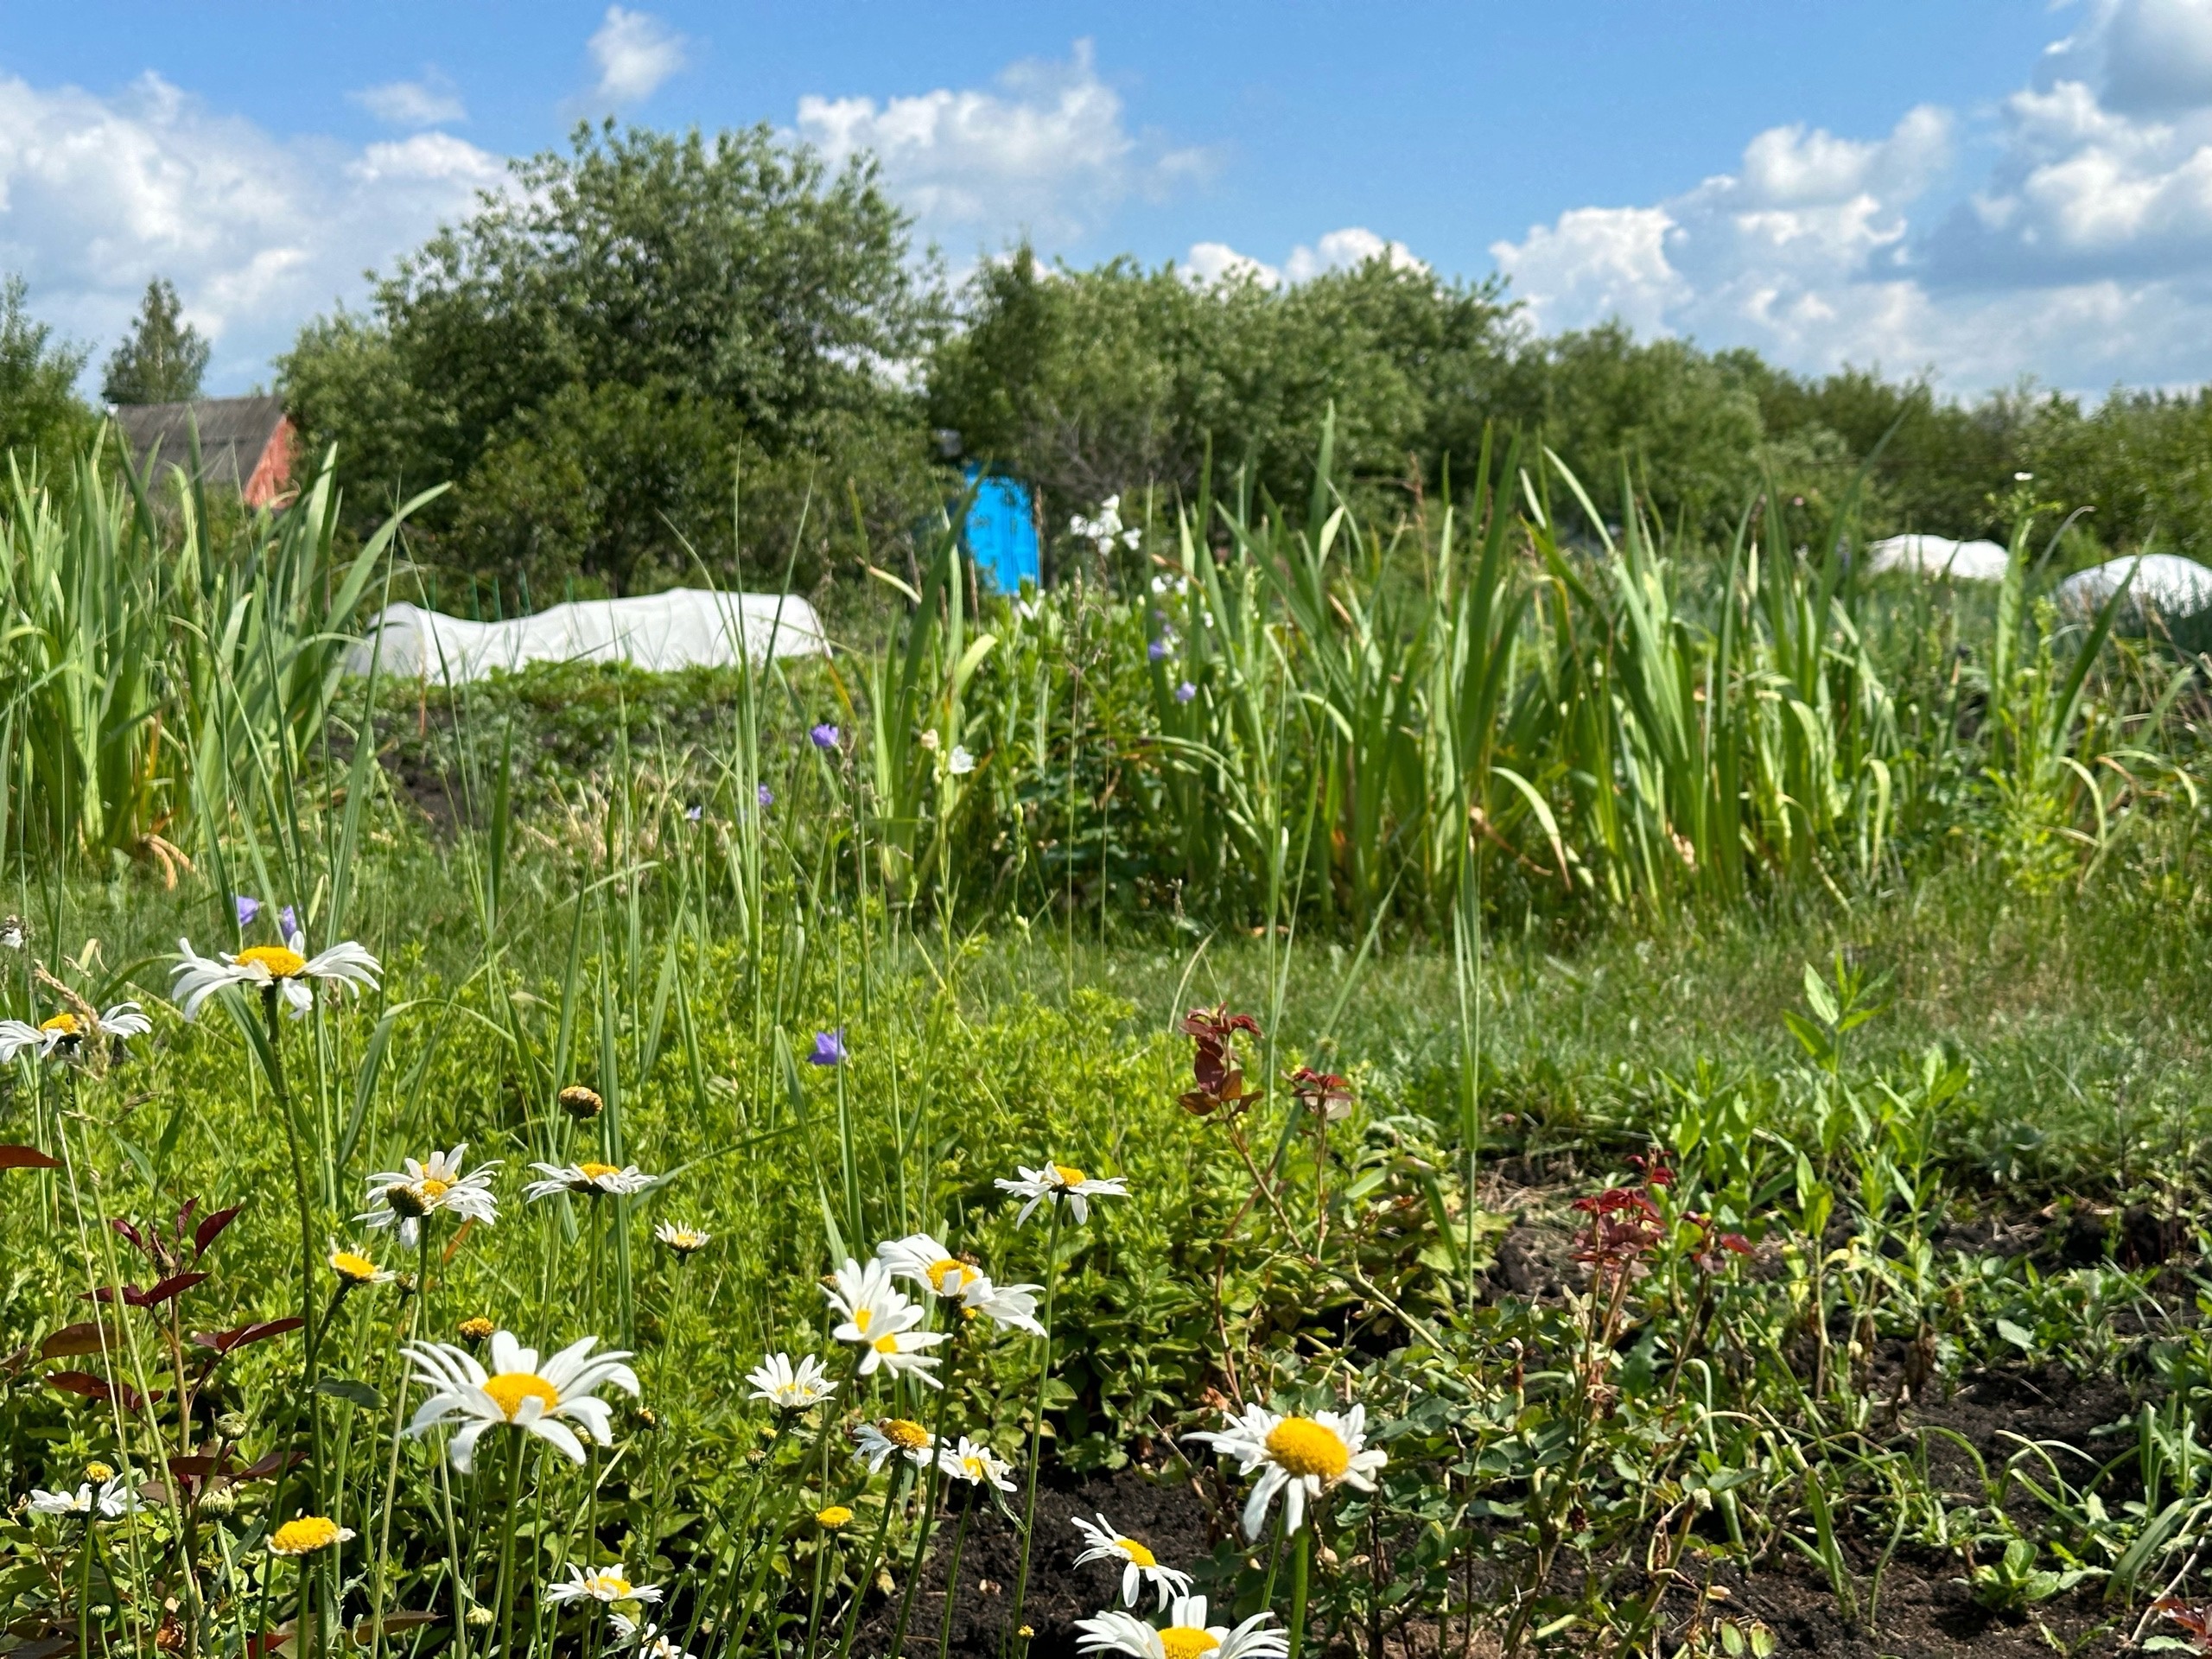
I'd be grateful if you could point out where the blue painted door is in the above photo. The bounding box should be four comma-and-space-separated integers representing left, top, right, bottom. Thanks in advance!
963, 467, 1040, 593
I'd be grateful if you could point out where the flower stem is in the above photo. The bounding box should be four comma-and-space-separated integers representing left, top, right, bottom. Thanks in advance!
1286, 1522, 1312, 1659
491, 1437, 526, 1659
1003, 1199, 1063, 1655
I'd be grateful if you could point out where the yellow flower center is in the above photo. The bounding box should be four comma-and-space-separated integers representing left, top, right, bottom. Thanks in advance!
1266, 1416, 1351, 1481
851, 1306, 874, 1333
579, 1161, 620, 1181
1118, 1537, 1157, 1567
872, 1334, 902, 1354
582, 1571, 632, 1599
1052, 1163, 1086, 1186
84, 1462, 113, 1483
270, 1516, 345, 1555
457, 1318, 495, 1342
331, 1251, 380, 1283
39, 1013, 79, 1035
1160, 1628, 1220, 1659
927, 1258, 977, 1293
482, 1372, 561, 1421
235, 945, 307, 979
961, 1456, 989, 1479
817, 1505, 853, 1529
880, 1418, 929, 1450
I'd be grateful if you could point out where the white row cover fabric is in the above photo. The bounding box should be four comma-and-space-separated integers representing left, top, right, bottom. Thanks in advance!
2056, 553, 2212, 618
1863, 535, 2012, 581
343, 590, 829, 683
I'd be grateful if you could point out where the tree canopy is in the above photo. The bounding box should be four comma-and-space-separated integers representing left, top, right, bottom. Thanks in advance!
102, 278, 210, 406
282, 121, 940, 597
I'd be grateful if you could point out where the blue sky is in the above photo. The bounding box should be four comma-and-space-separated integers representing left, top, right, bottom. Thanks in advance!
2, 2, 2207, 396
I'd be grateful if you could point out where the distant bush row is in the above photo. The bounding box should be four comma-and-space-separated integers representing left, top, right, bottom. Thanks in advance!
7, 122, 2211, 606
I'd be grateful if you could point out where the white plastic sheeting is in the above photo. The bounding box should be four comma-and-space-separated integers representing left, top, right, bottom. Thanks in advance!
1863, 535, 2012, 581
342, 590, 829, 683
2056, 554, 2212, 618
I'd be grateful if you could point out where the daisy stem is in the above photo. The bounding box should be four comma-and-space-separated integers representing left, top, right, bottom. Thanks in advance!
833, 1464, 910, 1659
490, 1437, 526, 1659
1003, 1200, 1063, 1656
76, 1516, 91, 1659
887, 1340, 961, 1659
1285, 1522, 1312, 1659
368, 1236, 429, 1659
801, 1530, 831, 1659
933, 1498, 972, 1659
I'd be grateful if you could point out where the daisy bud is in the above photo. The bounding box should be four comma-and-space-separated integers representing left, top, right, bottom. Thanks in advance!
557, 1085, 604, 1121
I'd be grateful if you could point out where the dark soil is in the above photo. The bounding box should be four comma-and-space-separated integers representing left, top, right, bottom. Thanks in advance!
850, 1462, 1219, 1659
834, 1350, 2157, 1659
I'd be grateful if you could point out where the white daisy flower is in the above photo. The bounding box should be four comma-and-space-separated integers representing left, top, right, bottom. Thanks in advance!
610, 1614, 695, 1659
0, 1003, 154, 1064
877, 1233, 982, 1299
1073, 1514, 1193, 1609
938, 1435, 1015, 1491
995, 1161, 1128, 1226
746, 1352, 837, 1410
29, 1474, 137, 1519
822, 1256, 947, 1379
853, 1416, 936, 1472
545, 1561, 662, 1605
268, 1516, 355, 1556
524, 1160, 657, 1201
171, 930, 380, 1020
1186, 1402, 1387, 1540
1077, 1596, 1287, 1659
402, 1329, 639, 1473
359, 1145, 500, 1249
960, 1276, 1046, 1336
858, 1320, 946, 1383
329, 1249, 395, 1287
654, 1221, 711, 1255
947, 745, 976, 775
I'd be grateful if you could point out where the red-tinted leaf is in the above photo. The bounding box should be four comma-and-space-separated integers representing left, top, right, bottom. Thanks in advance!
245, 1630, 296, 1659
44, 1370, 148, 1413
192, 1317, 303, 1356
191, 1204, 243, 1260
109, 1217, 150, 1260
39, 1321, 117, 1361
83, 1285, 139, 1305
0, 1144, 60, 1171
238, 1448, 307, 1480
137, 1271, 208, 1307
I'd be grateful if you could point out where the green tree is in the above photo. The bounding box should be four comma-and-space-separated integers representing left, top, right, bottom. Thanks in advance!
101, 277, 210, 406
282, 120, 941, 592
0, 276, 92, 464
926, 247, 1517, 537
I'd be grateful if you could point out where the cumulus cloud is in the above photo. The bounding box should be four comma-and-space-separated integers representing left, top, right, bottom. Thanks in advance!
349, 73, 466, 129
586, 7, 685, 108
1183, 226, 1424, 289
1491, 1, 2212, 391
0, 71, 505, 391
796, 40, 1209, 245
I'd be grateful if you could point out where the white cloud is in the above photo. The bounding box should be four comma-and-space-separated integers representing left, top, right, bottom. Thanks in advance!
796, 41, 1209, 245
349, 73, 466, 129
1185, 240, 1279, 286
1183, 226, 1423, 289
0, 71, 505, 391
586, 7, 685, 108
1489, 3, 2212, 393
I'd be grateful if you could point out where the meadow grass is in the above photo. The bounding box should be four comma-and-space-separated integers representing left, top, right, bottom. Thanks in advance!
0, 432, 2208, 1657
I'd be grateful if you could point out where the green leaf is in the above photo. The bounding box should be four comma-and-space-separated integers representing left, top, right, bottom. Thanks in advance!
1995, 1319, 2037, 1352
315, 1376, 385, 1411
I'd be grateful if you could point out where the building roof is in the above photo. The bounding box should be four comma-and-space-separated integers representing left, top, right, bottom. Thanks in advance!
111, 395, 290, 494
